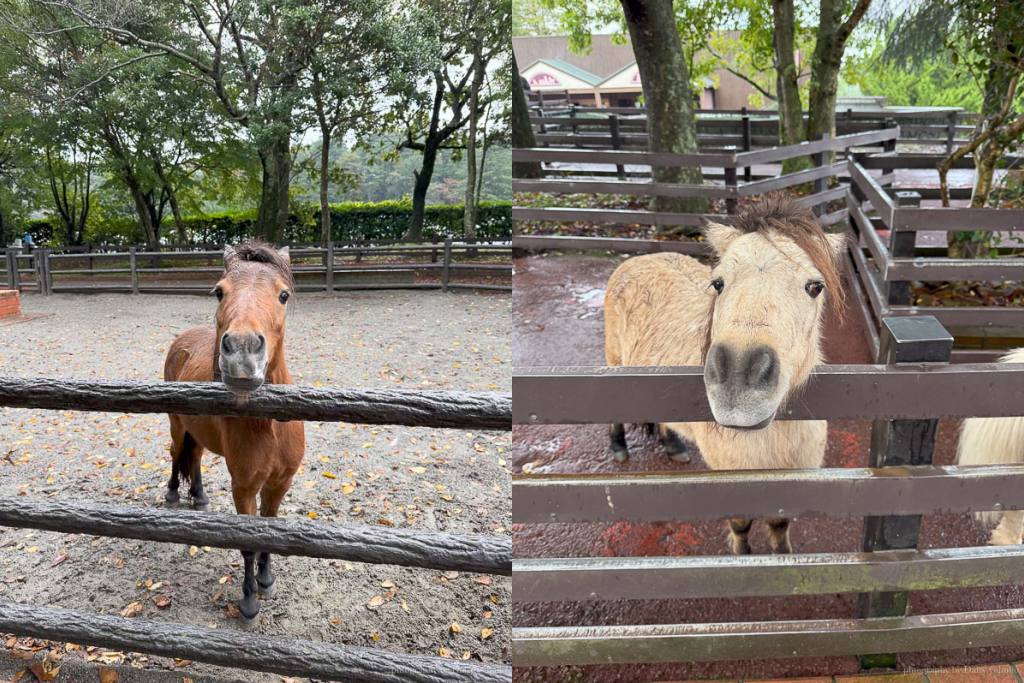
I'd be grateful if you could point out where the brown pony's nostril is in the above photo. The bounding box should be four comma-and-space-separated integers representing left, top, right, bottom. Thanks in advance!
221, 334, 234, 354
744, 346, 778, 389
706, 345, 731, 384
255, 334, 266, 352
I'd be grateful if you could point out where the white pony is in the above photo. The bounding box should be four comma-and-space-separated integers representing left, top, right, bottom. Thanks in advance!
957, 347, 1024, 544
604, 196, 845, 554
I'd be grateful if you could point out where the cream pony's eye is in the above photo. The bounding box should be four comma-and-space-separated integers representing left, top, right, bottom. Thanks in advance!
710, 277, 724, 294
805, 280, 825, 298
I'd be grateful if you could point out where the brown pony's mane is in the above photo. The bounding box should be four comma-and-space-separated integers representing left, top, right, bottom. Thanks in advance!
225, 240, 294, 289
728, 194, 844, 310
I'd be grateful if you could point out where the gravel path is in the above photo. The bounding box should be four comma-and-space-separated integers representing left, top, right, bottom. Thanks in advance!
0, 290, 511, 682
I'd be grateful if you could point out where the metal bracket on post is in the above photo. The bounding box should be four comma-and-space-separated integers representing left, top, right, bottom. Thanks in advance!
858, 316, 953, 670
442, 238, 452, 292
886, 191, 920, 307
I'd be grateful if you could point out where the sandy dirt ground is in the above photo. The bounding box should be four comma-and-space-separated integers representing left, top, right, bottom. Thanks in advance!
0, 289, 510, 682
512, 252, 1023, 682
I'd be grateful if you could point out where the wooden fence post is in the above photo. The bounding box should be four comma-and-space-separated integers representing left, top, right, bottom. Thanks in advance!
325, 241, 334, 293
881, 118, 897, 187
34, 250, 45, 295
858, 315, 953, 670
442, 238, 452, 292
811, 133, 829, 217
724, 167, 738, 215
129, 247, 139, 294
886, 191, 920, 307
945, 110, 957, 154
8, 246, 20, 291
3, 248, 12, 289
741, 106, 752, 182
569, 104, 579, 148
609, 114, 625, 179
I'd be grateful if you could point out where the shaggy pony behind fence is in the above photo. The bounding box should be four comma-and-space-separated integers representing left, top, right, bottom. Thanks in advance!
603, 194, 845, 554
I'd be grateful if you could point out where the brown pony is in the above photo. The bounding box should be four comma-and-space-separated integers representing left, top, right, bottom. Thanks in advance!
163, 241, 305, 621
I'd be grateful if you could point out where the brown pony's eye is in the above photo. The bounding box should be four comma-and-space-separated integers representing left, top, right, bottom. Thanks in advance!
805, 280, 825, 298
213, 286, 224, 301
279, 291, 290, 305
710, 277, 724, 294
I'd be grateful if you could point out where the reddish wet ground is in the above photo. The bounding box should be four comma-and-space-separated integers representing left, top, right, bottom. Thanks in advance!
512, 253, 1024, 682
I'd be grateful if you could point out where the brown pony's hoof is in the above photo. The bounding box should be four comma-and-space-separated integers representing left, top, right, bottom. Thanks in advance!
191, 498, 210, 512
610, 446, 629, 463
164, 490, 180, 506
257, 581, 276, 599
238, 598, 260, 625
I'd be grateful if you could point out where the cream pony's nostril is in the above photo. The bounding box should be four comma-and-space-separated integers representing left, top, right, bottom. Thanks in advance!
706, 345, 731, 384
743, 346, 779, 390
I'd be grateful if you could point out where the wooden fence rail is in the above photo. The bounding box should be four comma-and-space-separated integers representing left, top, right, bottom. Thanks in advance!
0, 497, 510, 575
0, 377, 511, 430
512, 316, 1024, 669
0, 602, 508, 683
5, 240, 512, 295
0, 372, 512, 678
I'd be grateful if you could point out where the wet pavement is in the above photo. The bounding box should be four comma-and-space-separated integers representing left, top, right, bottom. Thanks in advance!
511, 252, 1024, 682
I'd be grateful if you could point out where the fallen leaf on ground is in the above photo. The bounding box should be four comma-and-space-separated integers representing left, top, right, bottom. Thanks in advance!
120, 601, 143, 618
450, 622, 462, 634
152, 595, 171, 609
98, 667, 118, 683
366, 595, 385, 609
481, 627, 494, 640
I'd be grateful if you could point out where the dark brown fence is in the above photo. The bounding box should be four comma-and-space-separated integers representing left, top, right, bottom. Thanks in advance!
845, 155, 1024, 362
513, 127, 899, 255
529, 106, 973, 153
513, 316, 1024, 669
0, 376, 512, 681
4, 240, 511, 295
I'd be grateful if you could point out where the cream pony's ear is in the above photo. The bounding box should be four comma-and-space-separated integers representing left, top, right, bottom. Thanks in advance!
223, 244, 237, 268
278, 246, 290, 263
825, 231, 848, 259
703, 221, 741, 255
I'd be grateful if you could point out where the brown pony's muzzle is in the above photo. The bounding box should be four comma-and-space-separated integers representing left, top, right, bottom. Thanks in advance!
219, 330, 267, 392
704, 343, 783, 429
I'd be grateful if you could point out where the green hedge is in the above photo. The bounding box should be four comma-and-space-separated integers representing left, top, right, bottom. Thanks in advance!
21, 200, 511, 247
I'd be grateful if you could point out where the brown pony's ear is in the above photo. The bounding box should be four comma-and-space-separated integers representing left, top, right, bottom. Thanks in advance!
277, 246, 290, 264
704, 222, 741, 255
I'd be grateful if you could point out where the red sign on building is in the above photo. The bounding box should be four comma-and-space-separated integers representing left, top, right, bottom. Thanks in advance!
529, 72, 561, 87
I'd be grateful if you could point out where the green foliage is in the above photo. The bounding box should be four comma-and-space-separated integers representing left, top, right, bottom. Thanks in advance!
26, 200, 512, 246
845, 48, 983, 110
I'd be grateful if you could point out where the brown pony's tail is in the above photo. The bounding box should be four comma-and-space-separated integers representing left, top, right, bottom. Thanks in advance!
176, 431, 199, 487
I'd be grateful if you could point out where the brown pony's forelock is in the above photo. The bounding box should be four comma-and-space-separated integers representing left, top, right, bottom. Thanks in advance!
225, 239, 295, 290
699, 194, 845, 363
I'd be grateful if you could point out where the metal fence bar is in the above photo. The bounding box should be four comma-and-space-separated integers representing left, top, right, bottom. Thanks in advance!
513, 545, 1024, 602
512, 464, 1024, 523
0, 496, 509, 574
512, 363, 1024, 424
513, 236, 708, 255
513, 608, 1024, 666
0, 602, 509, 683
0, 376, 511, 430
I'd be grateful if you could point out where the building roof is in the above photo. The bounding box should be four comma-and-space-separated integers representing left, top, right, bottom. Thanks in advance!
526, 57, 603, 86
513, 35, 637, 82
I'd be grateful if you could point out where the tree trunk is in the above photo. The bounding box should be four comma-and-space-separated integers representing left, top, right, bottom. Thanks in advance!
463, 43, 484, 240
773, 0, 809, 172
619, 0, 706, 221
256, 133, 292, 244
319, 130, 332, 245
807, 0, 871, 143
407, 141, 439, 242
511, 52, 542, 179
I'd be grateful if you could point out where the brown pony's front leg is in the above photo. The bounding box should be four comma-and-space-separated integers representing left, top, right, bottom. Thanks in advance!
254, 477, 293, 597
231, 486, 261, 622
